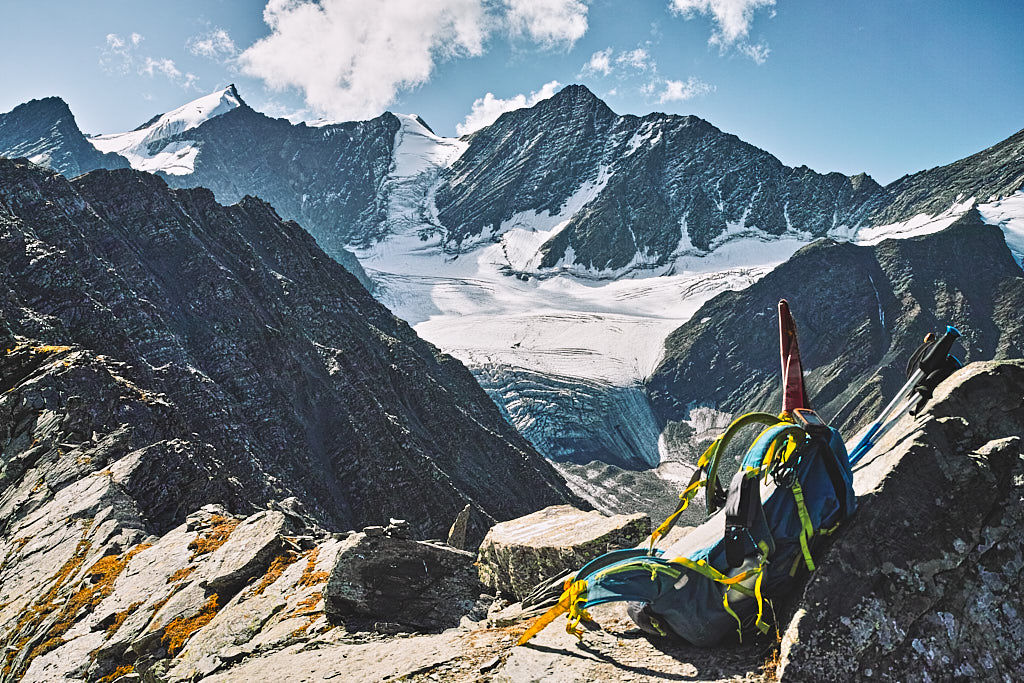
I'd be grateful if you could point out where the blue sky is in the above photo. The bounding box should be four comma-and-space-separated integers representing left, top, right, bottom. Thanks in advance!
2, 0, 1022, 184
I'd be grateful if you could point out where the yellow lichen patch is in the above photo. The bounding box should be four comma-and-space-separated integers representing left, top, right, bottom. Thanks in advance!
253, 550, 300, 596
167, 566, 196, 584
297, 547, 329, 587
106, 600, 144, 636
285, 592, 324, 639
97, 664, 135, 683
12, 537, 31, 552
24, 636, 65, 664
31, 345, 72, 354
22, 542, 153, 671
160, 594, 220, 656
289, 614, 319, 639
3, 539, 92, 679
187, 515, 240, 561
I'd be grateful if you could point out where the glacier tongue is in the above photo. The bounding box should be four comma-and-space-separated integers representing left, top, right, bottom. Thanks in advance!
88, 85, 241, 175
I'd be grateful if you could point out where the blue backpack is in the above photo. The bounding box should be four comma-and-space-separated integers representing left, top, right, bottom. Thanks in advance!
518, 301, 857, 647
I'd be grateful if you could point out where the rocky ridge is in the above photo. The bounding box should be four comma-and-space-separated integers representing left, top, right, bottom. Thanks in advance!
0, 158, 575, 545
0, 98, 129, 178
3, 86, 1022, 279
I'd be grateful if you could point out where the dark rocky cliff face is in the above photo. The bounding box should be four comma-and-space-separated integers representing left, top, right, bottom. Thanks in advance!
0, 158, 575, 542
164, 102, 399, 259
436, 85, 888, 270
0, 98, 129, 178
647, 210, 1024, 441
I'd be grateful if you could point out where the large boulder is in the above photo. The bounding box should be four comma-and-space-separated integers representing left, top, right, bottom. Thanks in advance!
323, 532, 481, 631
476, 505, 650, 601
779, 360, 1024, 681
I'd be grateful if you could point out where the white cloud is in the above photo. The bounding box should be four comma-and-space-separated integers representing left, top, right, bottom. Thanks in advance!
504, 0, 589, 48
739, 41, 770, 64
240, 0, 489, 122
100, 33, 199, 89
616, 47, 651, 70
187, 28, 238, 60
457, 80, 561, 135
658, 76, 714, 103
669, 0, 774, 47
140, 57, 198, 89
582, 47, 612, 76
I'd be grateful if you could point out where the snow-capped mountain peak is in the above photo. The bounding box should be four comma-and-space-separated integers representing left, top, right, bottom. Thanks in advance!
88, 85, 242, 175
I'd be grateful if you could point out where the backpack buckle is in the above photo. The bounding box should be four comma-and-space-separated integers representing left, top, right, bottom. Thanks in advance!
773, 464, 797, 489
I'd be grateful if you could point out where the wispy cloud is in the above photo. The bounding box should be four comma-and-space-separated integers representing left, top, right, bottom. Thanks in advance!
580, 45, 653, 78
187, 28, 238, 61
616, 47, 651, 70
658, 76, 715, 103
140, 57, 198, 89
101, 33, 199, 89
581, 48, 613, 76
739, 41, 770, 64
669, 0, 776, 62
504, 0, 589, 48
457, 80, 561, 135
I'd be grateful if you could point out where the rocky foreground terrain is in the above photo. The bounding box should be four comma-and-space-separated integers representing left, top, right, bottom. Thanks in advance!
2, 358, 1020, 682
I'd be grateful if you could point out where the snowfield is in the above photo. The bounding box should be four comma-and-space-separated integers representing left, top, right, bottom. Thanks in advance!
89, 86, 241, 175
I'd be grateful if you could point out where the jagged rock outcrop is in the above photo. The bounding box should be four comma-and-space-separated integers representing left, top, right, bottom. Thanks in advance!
648, 212, 1024, 454
476, 505, 650, 601
779, 360, 1024, 681
323, 532, 482, 631
0, 98, 128, 178
0, 157, 575, 545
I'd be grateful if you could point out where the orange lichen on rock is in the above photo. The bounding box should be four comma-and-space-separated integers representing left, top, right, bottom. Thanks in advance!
167, 566, 195, 584
22, 542, 152, 672
187, 515, 240, 560
160, 594, 220, 655
286, 592, 324, 639
297, 547, 329, 587
291, 592, 322, 618
97, 664, 135, 683
253, 550, 300, 595
3, 539, 92, 679
106, 600, 145, 636
32, 345, 72, 354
